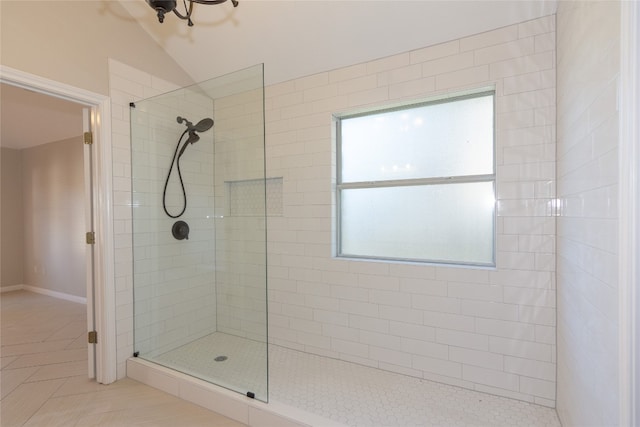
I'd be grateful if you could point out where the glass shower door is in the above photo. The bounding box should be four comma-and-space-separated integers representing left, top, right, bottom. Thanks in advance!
130, 64, 268, 401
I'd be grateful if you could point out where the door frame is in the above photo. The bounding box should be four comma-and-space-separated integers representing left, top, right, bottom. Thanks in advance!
0, 65, 117, 384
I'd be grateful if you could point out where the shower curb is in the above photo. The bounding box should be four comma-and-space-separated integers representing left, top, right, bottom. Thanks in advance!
127, 358, 348, 427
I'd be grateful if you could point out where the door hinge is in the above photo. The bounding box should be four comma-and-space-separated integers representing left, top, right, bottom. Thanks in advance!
86, 231, 95, 244
83, 131, 93, 145
88, 331, 98, 344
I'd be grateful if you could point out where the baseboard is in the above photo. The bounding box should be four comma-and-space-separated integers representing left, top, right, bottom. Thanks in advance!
22, 285, 87, 304
0, 284, 25, 293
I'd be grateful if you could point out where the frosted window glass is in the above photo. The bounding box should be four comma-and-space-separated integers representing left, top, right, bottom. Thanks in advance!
340, 182, 495, 265
340, 95, 493, 183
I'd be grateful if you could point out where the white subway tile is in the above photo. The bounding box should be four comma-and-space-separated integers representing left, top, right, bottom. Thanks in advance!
424, 312, 475, 332
520, 376, 556, 400
349, 315, 390, 333
436, 329, 489, 351
460, 25, 519, 52
490, 52, 554, 79
347, 87, 389, 107
322, 323, 359, 341
410, 40, 460, 63
298, 332, 332, 350
463, 365, 519, 391
436, 268, 490, 284
489, 336, 552, 362
378, 64, 422, 86
422, 52, 475, 77
369, 290, 411, 307
504, 356, 556, 381
411, 295, 461, 314
332, 338, 369, 359
460, 300, 519, 321
358, 274, 399, 291
369, 346, 412, 368
339, 300, 379, 317
338, 74, 379, 95
401, 337, 448, 359
413, 354, 462, 378
448, 282, 503, 302
359, 330, 402, 350
476, 318, 536, 341
379, 305, 423, 324
519, 305, 556, 326
449, 347, 504, 370
434, 65, 490, 91
475, 38, 535, 66
504, 69, 555, 95
389, 321, 436, 341
388, 76, 437, 100
504, 287, 556, 308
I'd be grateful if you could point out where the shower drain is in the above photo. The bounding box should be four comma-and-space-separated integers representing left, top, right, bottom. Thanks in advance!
214, 355, 228, 362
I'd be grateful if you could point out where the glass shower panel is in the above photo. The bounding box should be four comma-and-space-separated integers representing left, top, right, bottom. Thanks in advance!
131, 64, 268, 402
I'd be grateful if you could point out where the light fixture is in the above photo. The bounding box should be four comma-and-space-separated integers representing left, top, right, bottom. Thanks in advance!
147, 0, 238, 26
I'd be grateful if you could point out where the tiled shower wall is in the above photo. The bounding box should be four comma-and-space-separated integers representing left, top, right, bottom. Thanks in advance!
264, 15, 557, 406
109, 60, 269, 376
213, 86, 268, 342
556, 2, 620, 425
111, 14, 558, 406
109, 59, 184, 375
129, 88, 217, 357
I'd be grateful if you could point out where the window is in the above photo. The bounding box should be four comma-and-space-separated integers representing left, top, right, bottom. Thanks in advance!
336, 91, 495, 266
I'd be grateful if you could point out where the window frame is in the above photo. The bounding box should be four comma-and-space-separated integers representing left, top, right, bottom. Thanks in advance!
335, 90, 497, 267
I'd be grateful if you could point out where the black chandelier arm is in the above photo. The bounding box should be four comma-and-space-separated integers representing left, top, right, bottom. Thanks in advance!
172, 0, 193, 20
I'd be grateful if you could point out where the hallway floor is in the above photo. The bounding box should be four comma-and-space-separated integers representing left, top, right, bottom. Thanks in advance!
0, 290, 245, 427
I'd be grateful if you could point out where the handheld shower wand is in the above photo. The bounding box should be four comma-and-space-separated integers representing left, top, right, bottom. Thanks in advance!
163, 115, 214, 219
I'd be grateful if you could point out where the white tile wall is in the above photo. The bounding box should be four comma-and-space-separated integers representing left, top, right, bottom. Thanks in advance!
111, 15, 558, 407
264, 15, 557, 407
556, 2, 620, 426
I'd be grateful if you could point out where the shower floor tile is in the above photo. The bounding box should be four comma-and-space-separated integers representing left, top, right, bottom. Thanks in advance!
154, 332, 268, 400
153, 333, 561, 426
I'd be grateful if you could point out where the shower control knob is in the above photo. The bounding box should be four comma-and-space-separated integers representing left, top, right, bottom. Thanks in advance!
171, 220, 190, 240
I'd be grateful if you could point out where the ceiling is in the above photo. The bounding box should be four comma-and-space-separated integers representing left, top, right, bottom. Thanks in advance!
1, 83, 84, 150
119, 0, 557, 86
1, 1, 557, 151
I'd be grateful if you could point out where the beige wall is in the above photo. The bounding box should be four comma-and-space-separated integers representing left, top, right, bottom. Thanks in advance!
1, 147, 25, 288
556, 1, 620, 425
0, 1, 193, 95
21, 137, 86, 298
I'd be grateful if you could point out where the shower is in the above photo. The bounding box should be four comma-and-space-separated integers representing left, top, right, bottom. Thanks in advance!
130, 64, 268, 403
162, 115, 214, 221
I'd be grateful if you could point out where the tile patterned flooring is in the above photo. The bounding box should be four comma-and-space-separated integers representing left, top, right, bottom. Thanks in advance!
0, 291, 245, 427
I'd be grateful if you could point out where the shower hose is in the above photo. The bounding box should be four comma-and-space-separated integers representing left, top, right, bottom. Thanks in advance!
162, 129, 191, 218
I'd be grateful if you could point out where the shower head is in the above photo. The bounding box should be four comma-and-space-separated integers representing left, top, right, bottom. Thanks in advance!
177, 116, 214, 135
193, 118, 214, 133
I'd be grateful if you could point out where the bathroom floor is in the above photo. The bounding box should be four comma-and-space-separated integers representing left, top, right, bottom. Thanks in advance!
156, 332, 562, 427
0, 291, 244, 427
